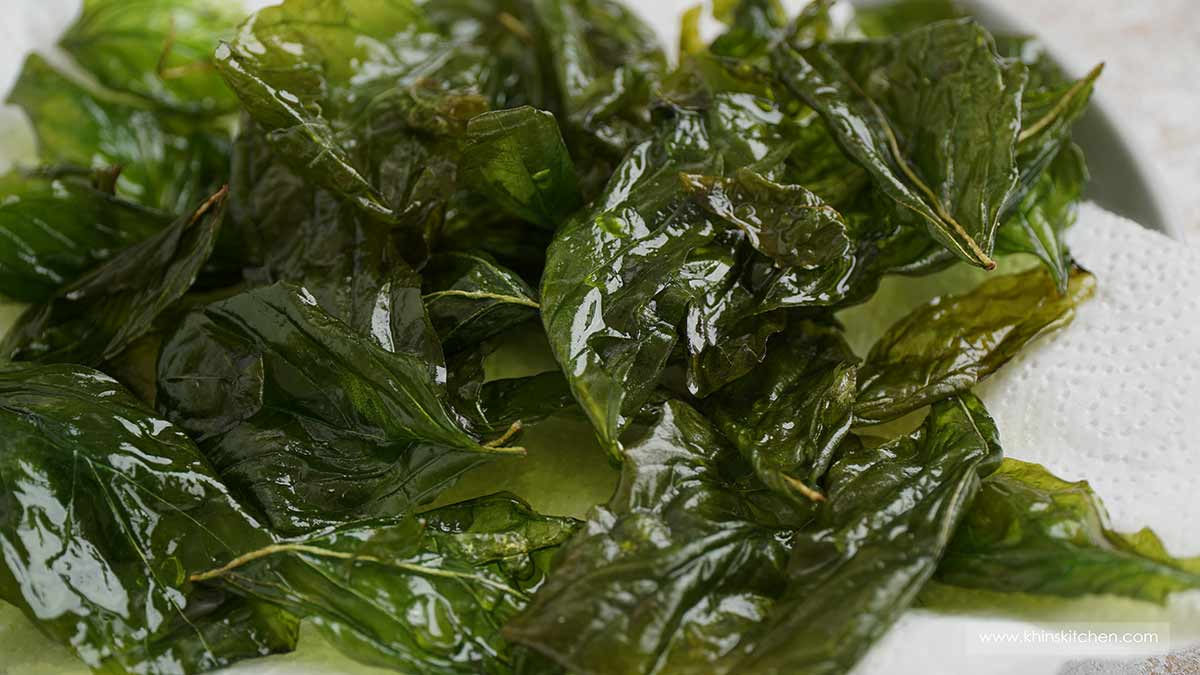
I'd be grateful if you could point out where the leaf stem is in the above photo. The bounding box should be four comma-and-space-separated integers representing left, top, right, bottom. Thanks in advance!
1018, 63, 1104, 145
783, 475, 826, 502
422, 289, 540, 309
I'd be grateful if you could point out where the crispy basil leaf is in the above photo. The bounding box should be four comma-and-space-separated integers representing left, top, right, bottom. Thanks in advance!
850, 0, 966, 37
772, 20, 1027, 268
6, 55, 229, 214
424, 252, 540, 355
704, 320, 857, 500
462, 107, 582, 229
0, 363, 296, 673
717, 394, 1003, 674
157, 283, 519, 535
683, 168, 851, 269
2, 187, 227, 366
996, 144, 1087, 293
939, 459, 1200, 604
1013, 64, 1102, 199
505, 400, 808, 674
708, 0, 793, 59
59, 0, 241, 114
856, 265, 1095, 424
0, 168, 170, 302
192, 493, 578, 674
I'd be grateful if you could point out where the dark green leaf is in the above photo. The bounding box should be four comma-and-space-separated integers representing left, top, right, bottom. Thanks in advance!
996, 144, 1087, 293
704, 320, 857, 500
7, 54, 230, 213
2, 187, 227, 366
939, 459, 1200, 603
157, 283, 519, 535
716, 394, 1003, 674
0, 363, 296, 673
462, 107, 582, 228
0, 168, 169, 302
708, 0, 792, 59
59, 0, 242, 114
505, 400, 808, 674
192, 493, 578, 674
850, 0, 967, 38
1011, 64, 1102, 204
424, 252, 541, 355
772, 20, 1027, 268
856, 265, 1095, 424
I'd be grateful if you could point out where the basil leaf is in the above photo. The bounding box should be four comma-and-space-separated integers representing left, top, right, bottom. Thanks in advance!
6, 55, 229, 214
996, 144, 1087, 293
850, 0, 967, 37
704, 320, 857, 500
718, 394, 1003, 674
2, 187, 227, 366
773, 20, 1027, 268
505, 400, 807, 674
462, 107, 582, 228
192, 493, 578, 674
60, 0, 242, 114
0, 168, 169, 303
939, 459, 1200, 603
424, 252, 540, 355
0, 363, 295, 673
157, 283, 520, 535
856, 265, 1095, 425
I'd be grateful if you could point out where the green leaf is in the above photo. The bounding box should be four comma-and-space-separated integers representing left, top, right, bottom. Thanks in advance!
0, 168, 170, 303
424, 252, 541, 355
59, 0, 242, 114
0, 363, 297, 673
683, 168, 851, 269
504, 400, 807, 674
996, 144, 1087, 293
462, 107, 582, 229
708, 0, 792, 59
772, 20, 1028, 268
6, 54, 230, 213
939, 459, 1200, 604
191, 493, 579, 674
716, 394, 1003, 674
2, 187, 227, 366
856, 265, 1095, 425
1014, 64, 1102, 191
850, 0, 967, 37
704, 320, 857, 500
157, 283, 520, 536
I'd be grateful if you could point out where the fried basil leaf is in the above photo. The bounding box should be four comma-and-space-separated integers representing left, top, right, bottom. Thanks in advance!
717, 394, 1003, 674
424, 252, 540, 355
850, 0, 966, 37
0, 168, 170, 302
2, 187, 227, 366
704, 320, 857, 500
504, 400, 807, 674
157, 283, 520, 536
1013, 64, 1102, 199
7, 55, 230, 213
0, 363, 296, 673
59, 0, 242, 114
683, 168, 851, 269
939, 459, 1200, 604
996, 144, 1087, 293
855, 265, 1095, 424
772, 20, 1027, 268
192, 493, 578, 674
462, 107, 582, 228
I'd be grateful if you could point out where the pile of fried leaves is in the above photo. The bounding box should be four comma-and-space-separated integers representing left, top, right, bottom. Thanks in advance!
1, 0, 1197, 673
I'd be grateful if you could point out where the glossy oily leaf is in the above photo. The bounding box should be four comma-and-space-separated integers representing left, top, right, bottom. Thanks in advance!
708, 0, 792, 59
505, 400, 807, 674
7, 55, 230, 214
850, 0, 967, 37
996, 144, 1087, 293
59, 0, 242, 113
683, 169, 851, 269
1013, 63, 1102, 196
716, 394, 1003, 674
192, 493, 579, 674
855, 265, 1095, 425
704, 320, 857, 500
424, 252, 540, 355
461, 107, 582, 229
0, 168, 170, 303
2, 187, 227, 367
939, 459, 1200, 604
0, 363, 295, 673
157, 283, 518, 535
772, 20, 1027, 268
